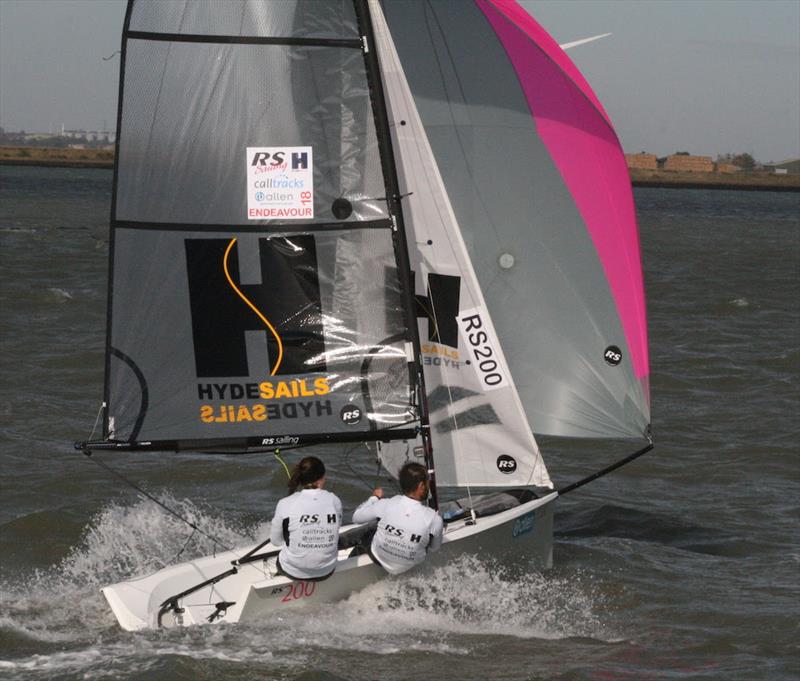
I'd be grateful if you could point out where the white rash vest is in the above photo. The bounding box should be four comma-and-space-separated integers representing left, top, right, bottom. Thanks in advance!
352, 495, 444, 575
269, 488, 343, 580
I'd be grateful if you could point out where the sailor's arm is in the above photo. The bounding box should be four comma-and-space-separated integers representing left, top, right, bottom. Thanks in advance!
334, 495, 344, 526
269, 501, 286, 547
352, 489, 383, 524
428, 514, 444, 553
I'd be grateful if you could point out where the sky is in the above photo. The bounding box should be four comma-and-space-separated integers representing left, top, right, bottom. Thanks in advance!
0, 0, 798, 163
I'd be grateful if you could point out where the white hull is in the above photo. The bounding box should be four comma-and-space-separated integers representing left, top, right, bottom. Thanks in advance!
103, 492, 556, 631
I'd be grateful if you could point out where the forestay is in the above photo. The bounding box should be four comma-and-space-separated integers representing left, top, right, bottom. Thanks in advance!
104, 0, 420, 449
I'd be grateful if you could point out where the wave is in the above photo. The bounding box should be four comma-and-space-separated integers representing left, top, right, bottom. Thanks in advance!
0, 497, 614, 679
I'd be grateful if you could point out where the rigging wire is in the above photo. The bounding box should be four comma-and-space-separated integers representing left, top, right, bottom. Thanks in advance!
88, 401, 105, 442
168, 527, 198, 566
342, 442, 384, 494
80, 449, 238, 554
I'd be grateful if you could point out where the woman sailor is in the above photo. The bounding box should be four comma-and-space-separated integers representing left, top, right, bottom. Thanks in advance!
269, 456, 343, 580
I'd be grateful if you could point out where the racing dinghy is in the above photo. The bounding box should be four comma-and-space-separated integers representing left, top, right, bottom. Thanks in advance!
81, 0, 652, 631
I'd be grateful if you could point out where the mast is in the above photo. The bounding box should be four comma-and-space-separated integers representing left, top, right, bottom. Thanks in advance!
102, 0, 135, 439
354, 0, 438, 509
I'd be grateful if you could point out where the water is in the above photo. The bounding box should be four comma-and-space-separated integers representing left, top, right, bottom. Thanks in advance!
1, 165, 798, 680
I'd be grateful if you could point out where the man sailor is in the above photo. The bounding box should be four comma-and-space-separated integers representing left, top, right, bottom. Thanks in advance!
269, 456, 342, 581
351, 462, 443, 575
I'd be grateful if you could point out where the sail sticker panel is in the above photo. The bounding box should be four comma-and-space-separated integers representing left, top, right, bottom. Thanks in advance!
457, 307, 510, 392
246, 147, 314, 220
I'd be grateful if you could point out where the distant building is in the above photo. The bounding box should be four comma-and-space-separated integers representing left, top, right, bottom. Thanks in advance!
63, 129, 116, 143
715, 163, 740, 174
625, 153, 658, 170
663, 154, 714, 173
763, 159, 800, 175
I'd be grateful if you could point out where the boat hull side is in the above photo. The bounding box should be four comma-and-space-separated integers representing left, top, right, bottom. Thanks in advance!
102, 493, 557, 629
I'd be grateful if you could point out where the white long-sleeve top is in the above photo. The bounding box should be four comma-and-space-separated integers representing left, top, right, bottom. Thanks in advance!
352, 494, 443, 575
269, 488, 343, 580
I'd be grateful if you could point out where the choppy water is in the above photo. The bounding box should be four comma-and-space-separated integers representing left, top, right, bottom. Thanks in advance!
1, 165, 798, 680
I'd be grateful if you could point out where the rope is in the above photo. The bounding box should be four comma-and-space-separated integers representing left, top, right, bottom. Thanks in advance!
81, 450, 236, 553
88, 402, 105, 442
274, 449, 291, 479
168, 527, 198, 566
343, 442, 380, 493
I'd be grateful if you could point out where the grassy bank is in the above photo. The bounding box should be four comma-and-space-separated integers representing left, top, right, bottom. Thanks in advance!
0, 146, 113, 168
629, 168, 800, 192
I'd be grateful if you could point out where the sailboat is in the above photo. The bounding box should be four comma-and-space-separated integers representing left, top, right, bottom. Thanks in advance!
80, 0, 652, 631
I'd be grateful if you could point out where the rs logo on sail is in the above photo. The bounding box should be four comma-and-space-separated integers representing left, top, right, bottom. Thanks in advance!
249, 150, 309, 170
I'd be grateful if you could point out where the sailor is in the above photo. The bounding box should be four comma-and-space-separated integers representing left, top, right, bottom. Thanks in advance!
269, 456, 342, 581
351, 462, 443, 575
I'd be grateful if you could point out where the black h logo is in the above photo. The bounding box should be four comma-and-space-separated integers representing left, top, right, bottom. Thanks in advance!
185, 236, 325, 377
415, 273, 461, 349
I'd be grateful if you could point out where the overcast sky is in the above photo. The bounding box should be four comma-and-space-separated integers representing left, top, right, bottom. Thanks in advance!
0, 0, 797, 162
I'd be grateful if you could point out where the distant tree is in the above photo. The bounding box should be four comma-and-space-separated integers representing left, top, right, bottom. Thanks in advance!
675, 151, 690, 156
731, 153, 756, 171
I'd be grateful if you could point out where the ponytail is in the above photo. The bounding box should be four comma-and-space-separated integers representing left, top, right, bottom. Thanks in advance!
288, 456, 326, 494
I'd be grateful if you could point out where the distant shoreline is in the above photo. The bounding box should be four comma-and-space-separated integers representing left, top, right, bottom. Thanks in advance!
0, 146, 113, 170
2, 146, 798, 192
629, 168, 800, 193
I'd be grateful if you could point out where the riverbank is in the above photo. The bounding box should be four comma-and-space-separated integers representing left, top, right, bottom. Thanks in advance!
2, 147, 798, 191
630, 168, 800, 192
0, 146, 113, 169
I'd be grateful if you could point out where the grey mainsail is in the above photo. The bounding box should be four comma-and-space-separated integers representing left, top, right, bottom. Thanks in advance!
102, 0, 422, 449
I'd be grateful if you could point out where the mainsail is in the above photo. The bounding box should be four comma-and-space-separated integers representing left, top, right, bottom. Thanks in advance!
101, 0, 426, 450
